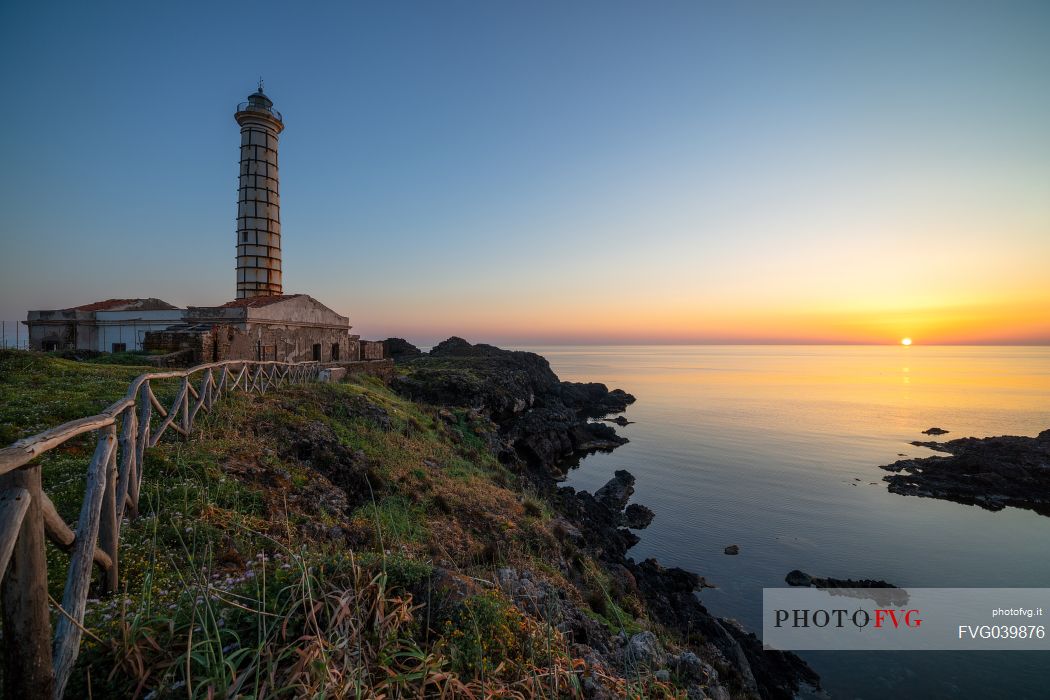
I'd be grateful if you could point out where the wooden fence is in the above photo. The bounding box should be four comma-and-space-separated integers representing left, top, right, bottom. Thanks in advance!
0, 359, 320, 698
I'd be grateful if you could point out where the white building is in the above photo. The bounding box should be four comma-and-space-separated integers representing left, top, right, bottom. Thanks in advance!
24, 298, 184, 352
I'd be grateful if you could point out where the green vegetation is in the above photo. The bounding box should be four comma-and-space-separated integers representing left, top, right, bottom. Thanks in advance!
0, 350, 679, 698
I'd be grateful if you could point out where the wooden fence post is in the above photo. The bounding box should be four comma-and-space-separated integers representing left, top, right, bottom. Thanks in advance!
1, 464, 54, 698
98, 439, 119, 594
52, 426, 115, 698
116, 405, 136, 524
180, 378, 190, 435
131, 383, 151, 518
0, 359, 321, 697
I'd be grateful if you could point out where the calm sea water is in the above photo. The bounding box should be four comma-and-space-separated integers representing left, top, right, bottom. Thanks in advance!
522, 345, 1050, 700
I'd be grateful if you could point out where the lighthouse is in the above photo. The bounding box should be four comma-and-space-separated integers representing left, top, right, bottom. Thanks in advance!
234, 83, 284, 299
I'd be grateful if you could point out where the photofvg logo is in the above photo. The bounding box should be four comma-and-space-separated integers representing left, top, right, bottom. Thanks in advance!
762, 588, 1050, 651
774, 606, 923, 631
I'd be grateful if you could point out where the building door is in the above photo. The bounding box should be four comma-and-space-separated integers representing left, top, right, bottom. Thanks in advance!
312, 344, 321, 362
331, 343, 340, 361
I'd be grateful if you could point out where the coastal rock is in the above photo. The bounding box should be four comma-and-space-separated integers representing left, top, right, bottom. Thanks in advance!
622, 631, 663, 671
724, 544, 740, 555
604, 415, 634, 426
785, 570, 908, 606
494, 567, 614, 655
555, 486, 641, 560
272, 417, 375, 511
630, 559, 818, 699
560, 383, 637, 417
393, 339, 820, 698
922, 427, 949, 435
383, 337, 422, 362
624, 503, 655, 529
390, 337, 631, 472
785, 569, 897, 589
672, 650, 715, 684
595, 470, 636, 510
881, 429, 1050, 516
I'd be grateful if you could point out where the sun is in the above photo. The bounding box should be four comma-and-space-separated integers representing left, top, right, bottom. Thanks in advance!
900, 337, 913, 346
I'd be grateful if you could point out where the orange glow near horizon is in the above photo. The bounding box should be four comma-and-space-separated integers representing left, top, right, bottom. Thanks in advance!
338, 218, 1050, 346
352, 292, 1050, 346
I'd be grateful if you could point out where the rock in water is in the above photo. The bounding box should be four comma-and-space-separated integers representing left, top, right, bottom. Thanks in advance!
724, 544, 740, 555
624, 503, 655, 529
881, 429, 1050, 516
595, 470, 636, 511
604, 415, 634, 426
922, 427, 949, 435
784, 569, 907, 605
785, 569, 897, 589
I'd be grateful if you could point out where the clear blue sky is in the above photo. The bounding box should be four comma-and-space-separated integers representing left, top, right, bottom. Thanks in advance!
2, 1, 1048, 346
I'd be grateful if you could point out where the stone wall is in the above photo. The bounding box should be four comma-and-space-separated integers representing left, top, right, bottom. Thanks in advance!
324, 359, 395, 380
361, 340, 386, 360
143, 323, 352, 364
238, 322, 349, 363
143, 329, 210, 363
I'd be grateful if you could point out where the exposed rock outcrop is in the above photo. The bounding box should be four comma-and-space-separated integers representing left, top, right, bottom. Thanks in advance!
880, 429, 1050, 516
383, 337, 423, 362
554, 471, 816, 698
785, 570, 897, 589
391, 337, 632, 473
625, 503, 655, 529
785, 570, 908, 606
392, 338, 818, 698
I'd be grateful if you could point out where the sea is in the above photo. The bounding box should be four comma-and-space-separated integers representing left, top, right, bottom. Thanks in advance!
521, 345, 1050, 700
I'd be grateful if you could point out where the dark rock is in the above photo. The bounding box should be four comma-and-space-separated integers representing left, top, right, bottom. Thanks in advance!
624, 503, 655, 529
605, 415, 634, 426
621, 631, 663, 672
272, 418, 376, 510
922, 427, 949, 435
785, 570, 908, 606
390, 337, 819, 697
494, 567, 613, 656
383, 337, 423, 362
785, 569, 897, 589
630, 559, 818, 699
391, 337, 631, 474
881, 429, 1050, 516
554, 486, 641, 560
671, 650, 714, 684
595, 470, 635, 510
724, 544, 739, 555
561, 382, 637, 417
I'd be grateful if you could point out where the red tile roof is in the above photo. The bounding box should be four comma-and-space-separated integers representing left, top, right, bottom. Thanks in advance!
218, 294, 305, 309
72, 298, 179, 312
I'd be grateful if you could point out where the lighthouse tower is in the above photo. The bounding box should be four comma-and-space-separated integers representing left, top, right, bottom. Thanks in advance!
234, 83, 284, 299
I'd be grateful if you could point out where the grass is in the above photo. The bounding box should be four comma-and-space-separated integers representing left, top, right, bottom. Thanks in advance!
0, 350, 684, 698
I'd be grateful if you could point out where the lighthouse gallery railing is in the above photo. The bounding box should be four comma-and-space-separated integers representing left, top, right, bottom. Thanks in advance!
0, 359, 320, 698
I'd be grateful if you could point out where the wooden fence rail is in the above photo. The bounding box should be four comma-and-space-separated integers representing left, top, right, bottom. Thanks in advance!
0, 359, 320, 698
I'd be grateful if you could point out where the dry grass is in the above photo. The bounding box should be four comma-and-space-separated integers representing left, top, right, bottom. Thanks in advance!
1, 353, 679, 698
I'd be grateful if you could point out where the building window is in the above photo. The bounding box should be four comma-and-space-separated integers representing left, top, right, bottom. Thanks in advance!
112, 343, 127, 353
331, 343, 340, 361
42, 340, 59, 352
312, 344, 321, 362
